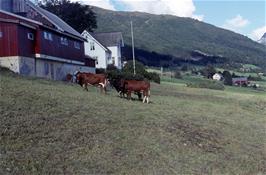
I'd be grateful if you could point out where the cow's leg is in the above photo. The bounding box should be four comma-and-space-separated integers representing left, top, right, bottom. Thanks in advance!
127, 91, 132, 100
137, 92, 142, 101
99, 83, 106, 94
118, 91, 122, 97
84, 84, 88, 91
142, 95, 147, 103
147, 90, 150, 104
103, 86, 107, 94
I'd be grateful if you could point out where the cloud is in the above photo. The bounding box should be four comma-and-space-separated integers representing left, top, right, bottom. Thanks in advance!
223, 15, 249, 31
249, 26, 266, 41
119, 0, 204, 21
71, 0, 115, 10
72, 0, 204, 21
192, 14, 204, 21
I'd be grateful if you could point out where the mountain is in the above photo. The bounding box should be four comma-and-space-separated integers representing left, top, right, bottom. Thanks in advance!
92, 7, 266, 69
258, 33, 266, 45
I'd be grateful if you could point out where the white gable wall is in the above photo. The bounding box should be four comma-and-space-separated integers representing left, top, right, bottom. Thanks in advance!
83, 33, 111, 69
108, 45, 122, 70
82, 31, 123, 70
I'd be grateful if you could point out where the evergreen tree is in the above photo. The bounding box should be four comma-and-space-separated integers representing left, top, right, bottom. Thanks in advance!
222, 70, 233, 86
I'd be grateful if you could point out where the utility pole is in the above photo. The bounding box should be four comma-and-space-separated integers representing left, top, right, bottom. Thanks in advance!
131, 21, 136, 75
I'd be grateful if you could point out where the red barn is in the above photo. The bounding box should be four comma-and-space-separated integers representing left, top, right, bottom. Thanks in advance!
0, 0, 95, 80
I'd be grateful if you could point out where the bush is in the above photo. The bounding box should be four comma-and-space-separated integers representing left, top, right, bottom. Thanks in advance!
174, 70, 182, 79
222, 70, 232, 86
144, 72, 161, 84
200, 65, 216, 78
123, 61, 160, 83
96, 68, 106, 74
181, 65, 189, 71
187, 79, 225, 90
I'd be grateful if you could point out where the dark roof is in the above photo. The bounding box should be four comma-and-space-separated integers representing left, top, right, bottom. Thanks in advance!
91, 32, 124, 47
27, 1, 83, 39
82, 31, 111, 52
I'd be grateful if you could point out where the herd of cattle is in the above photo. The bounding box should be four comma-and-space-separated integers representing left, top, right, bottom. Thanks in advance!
67, 72, 151, 103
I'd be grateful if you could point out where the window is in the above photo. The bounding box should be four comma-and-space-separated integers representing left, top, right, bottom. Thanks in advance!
90, 42, 95, 50
0, 32, 2, 38
112, 57, 115, 65
27, 33, 34, 40
74, 41, 80, 49
44, 31, 52, 41
60, 37, 68, 45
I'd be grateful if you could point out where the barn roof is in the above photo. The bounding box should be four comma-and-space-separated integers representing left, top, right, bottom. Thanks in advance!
27, 1, 83, 39
91, 32, 124, 47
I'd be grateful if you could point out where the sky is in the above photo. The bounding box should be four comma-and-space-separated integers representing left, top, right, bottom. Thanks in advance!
71, 0, 266, 41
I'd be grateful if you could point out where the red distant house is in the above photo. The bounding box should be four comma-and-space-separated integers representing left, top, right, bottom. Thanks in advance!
0, 0, 95, 80
232, 77, 249, 86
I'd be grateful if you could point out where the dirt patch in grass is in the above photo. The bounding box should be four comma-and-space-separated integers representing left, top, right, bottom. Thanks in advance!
165, 119, 229, 153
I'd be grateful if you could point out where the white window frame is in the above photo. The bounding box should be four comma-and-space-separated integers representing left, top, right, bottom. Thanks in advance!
60, 37, 68, 46
27, 33, 34, 40
0, 31, 3, 38
74, 41, 80, 49
44, 31, 53, 41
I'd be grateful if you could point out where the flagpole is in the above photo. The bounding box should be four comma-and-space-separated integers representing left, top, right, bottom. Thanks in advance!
131, 21, 136, 75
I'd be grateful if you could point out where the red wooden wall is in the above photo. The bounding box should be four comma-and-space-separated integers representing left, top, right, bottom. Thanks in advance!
18, 26, 35, 57
0, 22, 19, 56
37, 27, 85, 62
0, 11, 91, 66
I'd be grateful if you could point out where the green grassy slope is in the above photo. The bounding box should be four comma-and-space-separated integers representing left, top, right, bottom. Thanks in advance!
93, 7, 266, 69
0, 68, 266, 174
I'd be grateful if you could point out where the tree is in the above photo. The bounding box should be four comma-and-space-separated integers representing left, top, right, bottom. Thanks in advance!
122, 61, 160, 83
181, 65, 189, 71
174, 70, 182, 79
200, 65, 216, 78
38, 0, 97, 33
123, 60, 146, 75
222, 70, 232, 86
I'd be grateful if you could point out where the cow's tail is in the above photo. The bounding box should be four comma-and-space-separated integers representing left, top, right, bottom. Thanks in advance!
103, 78, 108, 94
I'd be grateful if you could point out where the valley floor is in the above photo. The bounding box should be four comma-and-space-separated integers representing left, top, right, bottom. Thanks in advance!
0, 68, 265, 174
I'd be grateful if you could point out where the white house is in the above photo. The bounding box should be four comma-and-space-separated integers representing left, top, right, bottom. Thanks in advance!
212, 73, 223, 81
82, 31, 111, 69
82, 31, 124, 69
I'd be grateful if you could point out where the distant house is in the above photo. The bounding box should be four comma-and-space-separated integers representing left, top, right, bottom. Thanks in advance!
82, 31, 112, 69
82, 31, 124, 69
232, 77, 249, 86
0, 0, 95, 80
212, 73, 223, 81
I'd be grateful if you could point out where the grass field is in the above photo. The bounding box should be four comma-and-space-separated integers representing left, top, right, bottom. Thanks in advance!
0, 68, 266, 174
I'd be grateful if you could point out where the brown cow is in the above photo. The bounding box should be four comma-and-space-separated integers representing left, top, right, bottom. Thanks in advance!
76, 72, 107, 93
122, 80, 151, 103
66, 73, 73, 82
